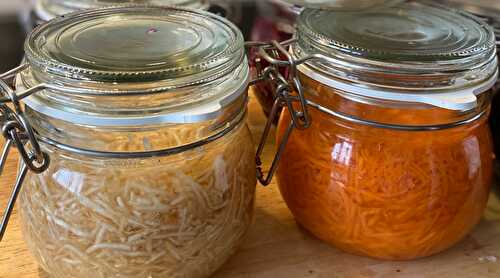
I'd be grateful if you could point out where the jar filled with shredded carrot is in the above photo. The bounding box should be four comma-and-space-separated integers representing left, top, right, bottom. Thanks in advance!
0, 6, 255, 277
255, 1, 498, 260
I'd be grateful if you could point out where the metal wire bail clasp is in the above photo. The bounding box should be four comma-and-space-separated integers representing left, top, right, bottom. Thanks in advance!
0, 64, 50, 242
246, 39, 312, 186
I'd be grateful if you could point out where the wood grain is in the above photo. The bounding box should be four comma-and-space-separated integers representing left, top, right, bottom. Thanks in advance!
1, 91, 500, 278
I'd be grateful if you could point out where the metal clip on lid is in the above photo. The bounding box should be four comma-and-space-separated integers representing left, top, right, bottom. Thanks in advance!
0, 64, 50, 241
247, 39, 317, 186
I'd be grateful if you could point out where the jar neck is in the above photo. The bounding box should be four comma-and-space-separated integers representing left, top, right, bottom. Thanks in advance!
25, 94, 248, 155
300, 73, 492, 129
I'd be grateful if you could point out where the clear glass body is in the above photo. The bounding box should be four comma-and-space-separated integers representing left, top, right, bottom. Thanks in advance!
276, 75, 494, 260
19, 119, 256, 278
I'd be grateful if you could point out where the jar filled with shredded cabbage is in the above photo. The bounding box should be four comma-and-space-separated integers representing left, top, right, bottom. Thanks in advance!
20, 120, 256, 277
1, 6, 256, 277
256, 1, 498, 260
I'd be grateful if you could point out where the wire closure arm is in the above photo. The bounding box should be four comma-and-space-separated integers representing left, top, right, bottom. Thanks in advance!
246, 39, 321, 186
0, 65, 50, 242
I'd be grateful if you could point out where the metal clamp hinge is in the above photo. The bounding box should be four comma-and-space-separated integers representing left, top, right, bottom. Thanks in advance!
245, 39, 322, 186
0, 64, 50, 242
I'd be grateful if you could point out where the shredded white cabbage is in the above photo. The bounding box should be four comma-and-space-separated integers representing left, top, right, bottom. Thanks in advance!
19, 122, 256, 278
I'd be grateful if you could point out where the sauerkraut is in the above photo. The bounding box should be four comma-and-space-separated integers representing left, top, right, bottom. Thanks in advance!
276, 76, 493, 260
19, 121, 256, 278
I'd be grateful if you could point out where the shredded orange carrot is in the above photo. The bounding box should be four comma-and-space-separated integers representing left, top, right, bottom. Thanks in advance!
276, 75, 493, 260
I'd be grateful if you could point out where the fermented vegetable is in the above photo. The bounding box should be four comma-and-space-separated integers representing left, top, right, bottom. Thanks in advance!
276, 76, 493, 260
19, 122, 256, 278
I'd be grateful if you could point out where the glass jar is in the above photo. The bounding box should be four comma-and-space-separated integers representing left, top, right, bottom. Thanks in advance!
0, 6, 255, 278
28, 0, 210, 29
282, 0, 403, 10
253, 1, 498, 260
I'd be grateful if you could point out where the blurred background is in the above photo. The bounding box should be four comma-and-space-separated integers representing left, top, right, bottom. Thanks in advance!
0, 1, 28, 73
0, 0, 262, 73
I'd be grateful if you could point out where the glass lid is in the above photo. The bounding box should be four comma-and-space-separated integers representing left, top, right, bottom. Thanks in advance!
20, 6, 248, 125
26, 5, 244, 89
293, 0, 498, 110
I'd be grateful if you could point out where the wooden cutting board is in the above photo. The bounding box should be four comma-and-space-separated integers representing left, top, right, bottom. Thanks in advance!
1, 91, 499, 278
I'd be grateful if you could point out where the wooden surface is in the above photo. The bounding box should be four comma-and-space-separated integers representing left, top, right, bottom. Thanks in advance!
1, 91, 500, 278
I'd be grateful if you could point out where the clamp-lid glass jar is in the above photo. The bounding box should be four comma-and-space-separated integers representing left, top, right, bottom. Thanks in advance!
31, 0, 209, 27
254, 1, 497, 260
279, 0, 404, 10
0, 6, 255, 277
